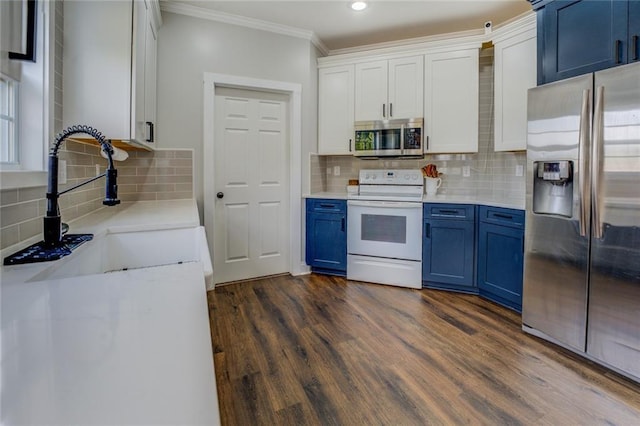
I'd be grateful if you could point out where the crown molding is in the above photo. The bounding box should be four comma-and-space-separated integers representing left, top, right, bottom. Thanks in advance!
326, 28, 485, 57
490, 11, 536, 43
318, 10, 536, 65
159, 2, 329, 55
327, 10, 536, 57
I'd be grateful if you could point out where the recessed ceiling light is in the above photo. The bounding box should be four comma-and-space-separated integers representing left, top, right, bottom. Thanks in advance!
351, 1, 367, 11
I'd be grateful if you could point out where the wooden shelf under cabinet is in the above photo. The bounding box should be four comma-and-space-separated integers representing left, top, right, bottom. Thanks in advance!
67, 137, 153, 152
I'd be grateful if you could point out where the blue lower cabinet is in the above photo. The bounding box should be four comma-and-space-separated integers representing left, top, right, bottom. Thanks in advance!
422, 204, 476, 293
305, 198, 347, 276
477, 206, 525, 312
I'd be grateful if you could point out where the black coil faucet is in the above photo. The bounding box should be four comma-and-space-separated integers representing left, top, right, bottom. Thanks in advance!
44, 125, 121, 246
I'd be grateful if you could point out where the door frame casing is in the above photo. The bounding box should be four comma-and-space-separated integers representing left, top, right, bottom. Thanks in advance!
203, 73, 305, 288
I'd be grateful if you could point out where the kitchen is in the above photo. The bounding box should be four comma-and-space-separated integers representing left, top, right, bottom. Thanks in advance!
1, 0, 640, 424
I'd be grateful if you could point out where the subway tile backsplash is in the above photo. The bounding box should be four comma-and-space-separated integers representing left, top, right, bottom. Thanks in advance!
0, 147, 194, 251
310, 47, 526, 205
116, 150, 194, 202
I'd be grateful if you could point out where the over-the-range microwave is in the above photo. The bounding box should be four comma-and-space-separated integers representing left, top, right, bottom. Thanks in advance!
353, 118, 423, 158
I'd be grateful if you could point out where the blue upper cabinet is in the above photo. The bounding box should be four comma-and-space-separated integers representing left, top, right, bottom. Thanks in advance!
533, 0, 631, 84
630, 0, 640, 63
305, 199, 347, 276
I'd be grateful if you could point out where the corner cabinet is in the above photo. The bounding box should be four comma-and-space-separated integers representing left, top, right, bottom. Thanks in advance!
318, 65, 355, 155
424, 49, 479, 153
477, 206, 525, 312
354, 56, 424, 121
63, 0, 161, 148
423, 204, 476, 292
305, 199, 347, 276
533, 0, 638, 84
493, 21, 537, 152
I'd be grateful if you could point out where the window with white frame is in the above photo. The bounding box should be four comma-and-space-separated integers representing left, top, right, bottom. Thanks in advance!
0, 74, 19, 164
0, 0, 53, 185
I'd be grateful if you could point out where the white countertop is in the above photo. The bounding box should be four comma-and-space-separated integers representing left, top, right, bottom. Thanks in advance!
1, 199, 221, 425
304, 192, 525, 210
1, 200, 202, 285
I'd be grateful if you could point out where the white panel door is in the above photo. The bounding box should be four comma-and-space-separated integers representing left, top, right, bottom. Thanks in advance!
424, 49, 479, 153
494, 29, 536, 152
318, 65, 355, 155
355, 60, 388, 121
388, 56, 424, 119
214, 88, 289, 284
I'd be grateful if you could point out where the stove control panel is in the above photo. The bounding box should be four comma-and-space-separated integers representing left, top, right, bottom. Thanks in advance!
359, 169, 423, 185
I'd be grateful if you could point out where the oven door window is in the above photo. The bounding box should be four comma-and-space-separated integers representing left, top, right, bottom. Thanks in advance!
361, 214, 406, 244
347, 202, 422, 261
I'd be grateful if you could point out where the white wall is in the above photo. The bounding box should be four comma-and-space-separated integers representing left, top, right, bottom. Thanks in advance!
156, 12, 319, 221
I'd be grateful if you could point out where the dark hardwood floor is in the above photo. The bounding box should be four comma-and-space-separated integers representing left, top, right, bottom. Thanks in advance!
207, 273, 640, 425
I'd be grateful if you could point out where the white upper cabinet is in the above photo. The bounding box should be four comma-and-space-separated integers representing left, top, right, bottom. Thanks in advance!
388, 57, 424, 120
424, 49, 479, 153
318, 65, 355, 155
63, 0, 161, 149
354, 61, 387, 121
494, 25, 536, 152
136, 0, 158, 145
355, 56, 423, 121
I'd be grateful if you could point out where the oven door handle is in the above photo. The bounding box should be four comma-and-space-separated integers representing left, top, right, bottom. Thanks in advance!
347, 200, 422, 209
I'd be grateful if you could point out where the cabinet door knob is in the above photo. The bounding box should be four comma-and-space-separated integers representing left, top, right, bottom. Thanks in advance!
216, 192, 224, 199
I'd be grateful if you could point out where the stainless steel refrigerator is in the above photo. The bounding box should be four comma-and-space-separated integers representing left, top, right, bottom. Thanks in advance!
523, 61, 640, 383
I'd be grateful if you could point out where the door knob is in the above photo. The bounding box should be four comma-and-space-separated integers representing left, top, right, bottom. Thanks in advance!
216, 192, 224, 199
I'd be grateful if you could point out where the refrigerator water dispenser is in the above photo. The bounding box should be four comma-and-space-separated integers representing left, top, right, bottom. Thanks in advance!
532, 161, 573, 218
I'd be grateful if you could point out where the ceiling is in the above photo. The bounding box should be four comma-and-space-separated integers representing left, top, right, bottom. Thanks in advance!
164, 1, 533, 52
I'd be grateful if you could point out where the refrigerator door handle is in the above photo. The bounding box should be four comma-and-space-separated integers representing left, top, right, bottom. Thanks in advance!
578, 89, 591, 238
591, 86, 605, 240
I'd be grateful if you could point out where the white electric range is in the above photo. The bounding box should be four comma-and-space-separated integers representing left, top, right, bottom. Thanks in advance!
347, 169, 424, 289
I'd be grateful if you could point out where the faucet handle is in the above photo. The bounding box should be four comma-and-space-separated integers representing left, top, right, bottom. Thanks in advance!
103, 168, 120, 206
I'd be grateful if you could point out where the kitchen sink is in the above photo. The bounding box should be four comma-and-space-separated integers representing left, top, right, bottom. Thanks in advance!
29, 226, 212, 283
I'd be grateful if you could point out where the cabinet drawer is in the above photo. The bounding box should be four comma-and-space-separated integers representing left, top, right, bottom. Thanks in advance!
479, 206, 524, 229
424, 203, 475, 221
307, 198, 346, 213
